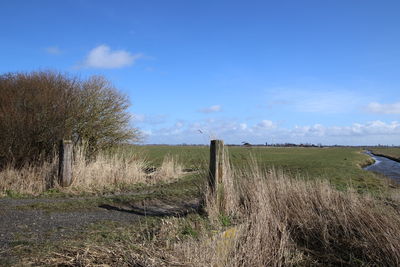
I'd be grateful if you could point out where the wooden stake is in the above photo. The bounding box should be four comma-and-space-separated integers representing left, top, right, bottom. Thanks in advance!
58, 139, 73, 187
209, 139, 225, 211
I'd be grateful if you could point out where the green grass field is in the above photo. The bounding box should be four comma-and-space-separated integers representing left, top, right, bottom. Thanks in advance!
123, 145, 387, 193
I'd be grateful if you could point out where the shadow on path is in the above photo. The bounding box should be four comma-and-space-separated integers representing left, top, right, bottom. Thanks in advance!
99, 198, 201, 217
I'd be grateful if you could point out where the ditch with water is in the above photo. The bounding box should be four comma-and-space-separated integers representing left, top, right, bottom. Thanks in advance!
364, 151, 400, 183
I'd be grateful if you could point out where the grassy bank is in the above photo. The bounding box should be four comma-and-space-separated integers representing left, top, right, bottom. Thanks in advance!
369, 147, 400, 162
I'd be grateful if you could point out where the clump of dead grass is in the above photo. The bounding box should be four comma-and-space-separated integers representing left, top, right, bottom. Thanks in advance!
33, 243, 167, 267
0, 146, 184, 196
151, 155, 183, 183
32, 216, 208, 267
0, 158, 58, 196
190, 155, 400, 266
67, 145, 148, 193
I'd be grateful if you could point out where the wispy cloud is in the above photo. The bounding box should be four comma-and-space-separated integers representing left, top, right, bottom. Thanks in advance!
132, 113, 167, 125
81, 45, 143, 69
264, 88, 366, 114
366, 102, 400, 114
45, 46, 62, 55
198, 105, 222, 113
255, 120, 277, 129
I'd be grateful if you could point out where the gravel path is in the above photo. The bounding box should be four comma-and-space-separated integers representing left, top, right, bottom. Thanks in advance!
0, 197, 141, 257
0, 195, 200, 259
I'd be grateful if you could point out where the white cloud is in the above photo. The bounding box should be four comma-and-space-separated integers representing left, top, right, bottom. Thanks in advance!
366, 102, 400, 114
198, 105, 222, 113
142, 118, 400, 145
145, 118, 282, 144
291, 121, 400, 141
45, 46, 62, 55
82, 45, 143, 69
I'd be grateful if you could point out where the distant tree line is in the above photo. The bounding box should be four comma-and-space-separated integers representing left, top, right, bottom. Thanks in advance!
226, 143, 324, 148
0, 70, 140, 168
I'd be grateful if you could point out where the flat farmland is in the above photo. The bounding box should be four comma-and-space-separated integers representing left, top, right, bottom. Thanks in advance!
127, 145, 386, 192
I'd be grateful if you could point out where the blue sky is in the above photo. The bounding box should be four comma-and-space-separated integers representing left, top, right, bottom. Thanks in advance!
1, 0, 400, 145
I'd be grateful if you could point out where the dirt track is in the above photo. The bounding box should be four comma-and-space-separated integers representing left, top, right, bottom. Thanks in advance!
0, 197, 139, 258
0, 194, 200, 263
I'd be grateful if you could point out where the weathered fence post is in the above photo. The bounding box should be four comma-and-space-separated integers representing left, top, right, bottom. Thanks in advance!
58, 139, 73, 187
209, 139, 225, 212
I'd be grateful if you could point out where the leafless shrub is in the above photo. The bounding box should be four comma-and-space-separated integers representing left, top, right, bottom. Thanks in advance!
0, 71, 140, 168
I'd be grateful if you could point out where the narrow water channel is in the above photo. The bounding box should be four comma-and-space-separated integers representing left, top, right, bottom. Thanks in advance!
364, 151, 400, 183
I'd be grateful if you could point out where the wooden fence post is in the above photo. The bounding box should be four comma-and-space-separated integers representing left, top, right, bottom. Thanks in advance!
58, 139, 73, 187
209, 139, 225, 212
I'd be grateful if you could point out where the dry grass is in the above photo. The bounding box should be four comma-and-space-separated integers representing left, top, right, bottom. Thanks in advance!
64, 145, 148, 194
187, 155, 400, 266
0, 158, 58, 197
151, 155, 183, 183
0, 146, 184, 196
33, 244, 168, 267
30, 152, 400, 266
